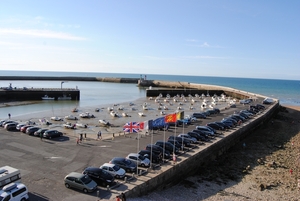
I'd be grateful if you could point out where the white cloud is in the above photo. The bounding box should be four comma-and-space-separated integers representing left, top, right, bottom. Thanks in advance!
0, 29, 86, 41
186, 39, 198, 42
201, 42, 210, 47
182, 55, 227, 59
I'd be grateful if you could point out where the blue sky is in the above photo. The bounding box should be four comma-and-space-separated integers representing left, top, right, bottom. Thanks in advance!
0, 1, 299, 80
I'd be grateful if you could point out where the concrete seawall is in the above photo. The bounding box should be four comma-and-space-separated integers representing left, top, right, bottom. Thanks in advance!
127, 100, 280, 198
0, 76, 140, 84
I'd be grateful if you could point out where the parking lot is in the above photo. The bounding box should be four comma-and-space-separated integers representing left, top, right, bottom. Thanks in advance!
0, 100, 265, 201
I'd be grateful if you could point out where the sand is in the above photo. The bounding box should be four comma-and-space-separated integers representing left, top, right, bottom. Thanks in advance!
4, 96, 232, 141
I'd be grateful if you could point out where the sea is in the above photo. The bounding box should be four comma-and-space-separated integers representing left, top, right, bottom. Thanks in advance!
0, 70, 299, 119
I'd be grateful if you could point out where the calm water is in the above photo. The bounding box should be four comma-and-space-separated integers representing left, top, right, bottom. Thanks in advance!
0, 70, 299, 119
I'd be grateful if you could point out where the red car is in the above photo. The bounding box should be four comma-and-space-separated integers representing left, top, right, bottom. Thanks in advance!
20, 125, 34, 133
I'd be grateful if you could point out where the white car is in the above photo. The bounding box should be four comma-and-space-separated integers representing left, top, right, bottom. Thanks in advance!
100, 163, 126, 179
65, 115, 78, 120
126, 153, 150, 167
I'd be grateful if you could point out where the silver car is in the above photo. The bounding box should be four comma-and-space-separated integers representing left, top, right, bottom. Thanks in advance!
126, 153, 150, 167
64, 172, 97, 193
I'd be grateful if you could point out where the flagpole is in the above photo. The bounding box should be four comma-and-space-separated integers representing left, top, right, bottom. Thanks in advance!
163, 124, 165, 163
137, 131, 139, 175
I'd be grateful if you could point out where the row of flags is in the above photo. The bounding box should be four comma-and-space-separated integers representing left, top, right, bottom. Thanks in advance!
123, 111, 184, 133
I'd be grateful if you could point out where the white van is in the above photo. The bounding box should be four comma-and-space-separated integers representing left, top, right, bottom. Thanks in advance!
0, 183, 29, 201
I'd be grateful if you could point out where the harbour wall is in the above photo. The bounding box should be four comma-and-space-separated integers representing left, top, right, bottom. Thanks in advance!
127, 100, 280, 198
0, 88, 80, 101
0, 76, 140, 83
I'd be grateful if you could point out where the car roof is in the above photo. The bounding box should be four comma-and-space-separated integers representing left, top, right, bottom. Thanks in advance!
84, 167, 103, 172
111, 157, 126, 161
127, 153, 139, 157
66, 172, 84, 178
101, 163, 115, 167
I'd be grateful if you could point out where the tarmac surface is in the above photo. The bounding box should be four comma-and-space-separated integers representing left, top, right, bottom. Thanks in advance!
0, 96, 267, 201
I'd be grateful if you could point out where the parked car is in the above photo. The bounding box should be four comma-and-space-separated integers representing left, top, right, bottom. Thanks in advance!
167, 139, 184, 150
196, 126, 216, 135
214, 121, 231, 129
178, 134, 198, 144
4, 122, 18, 131
100, 163, 126, 179
126, 153, 150, 167
0, 182, 29, 201
43, 129, 63, 139
220, 120, 235, 128
206, 122, 225, 130
138, 150, 162, 163
16, 123, 26, 131
82, 167, 115, 187
109, 157, 137, 173
187, 131, 209, 142
155, 140, 179, 154
192, 113, 206, 119
1, 120, 17, 127
34, 128, 48, 137
26, 126, 41, 135
20, 125, 34, 133
145, 144, 171, 159
191, 130, 211, 139
167, 136, 192, 147
64, 172, 97, 193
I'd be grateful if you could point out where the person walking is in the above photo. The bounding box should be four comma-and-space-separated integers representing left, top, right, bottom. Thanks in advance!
97, 130, 102, 140
8, 113, 11, 119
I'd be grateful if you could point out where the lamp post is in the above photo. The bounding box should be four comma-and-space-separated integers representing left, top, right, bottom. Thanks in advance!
61, 81, 64, 89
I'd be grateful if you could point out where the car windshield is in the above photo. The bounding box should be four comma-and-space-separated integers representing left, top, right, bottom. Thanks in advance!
112, 165, 120, 171
124, 159, 131, 165
138, 155, 145, 160
81, 175, 92, 184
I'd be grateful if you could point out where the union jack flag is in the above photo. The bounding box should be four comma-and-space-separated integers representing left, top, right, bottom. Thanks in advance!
123, 122, 140, 133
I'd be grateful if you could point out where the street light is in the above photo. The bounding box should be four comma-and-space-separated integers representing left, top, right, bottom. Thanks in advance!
61, 81, 65, 89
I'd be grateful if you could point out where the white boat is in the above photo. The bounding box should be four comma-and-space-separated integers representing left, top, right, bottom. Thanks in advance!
99, 119, 110, 126
50, 116, 63, 121
122, 112, 130, 117
72, 107, 78, 112
110, 111, 118, 117
41, 95, 55, 100
65, 115, 78, 120
79, 112, 95, 118
63, 122, 76, 129
75, 123, 88, 128
138, 112, 145, 117
58, 94, 72, 100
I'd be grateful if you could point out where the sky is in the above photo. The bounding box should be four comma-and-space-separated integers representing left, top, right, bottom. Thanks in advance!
0, 1, 299, 80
